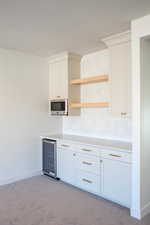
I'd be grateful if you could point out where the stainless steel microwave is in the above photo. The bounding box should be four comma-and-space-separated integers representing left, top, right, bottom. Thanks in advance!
49, 99, 68, 116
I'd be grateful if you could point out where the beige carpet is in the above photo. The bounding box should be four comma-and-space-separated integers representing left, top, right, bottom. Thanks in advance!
0, 176, 149, 225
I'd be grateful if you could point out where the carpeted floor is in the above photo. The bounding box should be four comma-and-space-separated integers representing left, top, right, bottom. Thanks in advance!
0, 176, 149, 225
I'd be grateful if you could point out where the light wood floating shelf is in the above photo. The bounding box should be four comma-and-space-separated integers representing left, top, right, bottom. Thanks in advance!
70, 102, 109, 108
70, 75, 109, 85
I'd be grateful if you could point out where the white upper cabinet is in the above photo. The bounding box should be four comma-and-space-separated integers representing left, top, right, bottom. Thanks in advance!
103, 31, 131, 117
48, 52, 81, 115
49, 56, 68, 99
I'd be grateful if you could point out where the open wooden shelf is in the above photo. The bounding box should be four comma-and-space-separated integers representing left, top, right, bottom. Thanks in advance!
70, 102, 109, 108
70, 75, 108, 85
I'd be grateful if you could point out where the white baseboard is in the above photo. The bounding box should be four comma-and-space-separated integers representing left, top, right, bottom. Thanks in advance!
141, 202, 150, 218
130, 202, 150, 220
130, 207, 141, 220
0, 170, 42, 186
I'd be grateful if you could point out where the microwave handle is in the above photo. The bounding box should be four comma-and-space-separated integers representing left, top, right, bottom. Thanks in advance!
65, 99, 68, 115
49, 100, 51, 113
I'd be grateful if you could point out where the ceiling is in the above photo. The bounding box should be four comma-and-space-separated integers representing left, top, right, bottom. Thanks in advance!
0, 0, 150, 57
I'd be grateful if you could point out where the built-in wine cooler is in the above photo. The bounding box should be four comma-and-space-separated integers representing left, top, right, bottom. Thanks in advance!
42, 139, 58, 179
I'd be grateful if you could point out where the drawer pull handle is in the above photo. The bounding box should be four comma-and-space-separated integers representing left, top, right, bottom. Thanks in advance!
61, 144, 70, 148
82, 148, 92, 152
121, 112, 127, 116
82, 161, 92, 165
82, 178, 92, 184
109, 154, 121, 158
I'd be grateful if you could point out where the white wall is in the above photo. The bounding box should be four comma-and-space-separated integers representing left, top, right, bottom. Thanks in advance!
131, 14, 150, 219
0, 48, 62, 185
63, 50, 131, 141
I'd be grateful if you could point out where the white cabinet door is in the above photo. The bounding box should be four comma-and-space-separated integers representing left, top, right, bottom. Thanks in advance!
49, 60, 68, 99
101, 158, 131, 207
110, 42, 131, 117
59, 148, 76, 185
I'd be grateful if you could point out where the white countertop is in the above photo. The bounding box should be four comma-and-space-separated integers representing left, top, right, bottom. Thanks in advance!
40, 134, 132, 152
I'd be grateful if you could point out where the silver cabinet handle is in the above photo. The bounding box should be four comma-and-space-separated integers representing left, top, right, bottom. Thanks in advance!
82, 178, 92, 184
109, 154, 121, 158
82, 161, 92, 165
57, 96, 61, 98
61, 144, 70, 148
81, 148, 92, 152
121, 112, 127, 116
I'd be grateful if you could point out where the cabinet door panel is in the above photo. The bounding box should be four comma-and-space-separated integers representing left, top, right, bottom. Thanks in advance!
49, 63, 55, 99
49, 60, 68, 99
59, 148, 76, 185
101, 158, 131, 207
111, 42, 131, 116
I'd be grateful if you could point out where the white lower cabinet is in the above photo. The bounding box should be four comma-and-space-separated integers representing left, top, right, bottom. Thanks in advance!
57, 141, 131, 208
101, 158, 131, 207
58, 147, 76, 185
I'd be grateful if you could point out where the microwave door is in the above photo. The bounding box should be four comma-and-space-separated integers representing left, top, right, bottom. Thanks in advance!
51, 101, 66, 115
51, 102, 65, 111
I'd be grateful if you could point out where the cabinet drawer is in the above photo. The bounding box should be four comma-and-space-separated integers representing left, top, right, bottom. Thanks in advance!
76, 170, 100, 194
77, 144, 100, 156
57, 141, 73, 150
101, 149, 131, 163
77, 154, 100, 175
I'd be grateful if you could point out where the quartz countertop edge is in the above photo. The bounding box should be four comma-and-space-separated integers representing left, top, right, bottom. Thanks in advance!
40, 134, 132, 153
